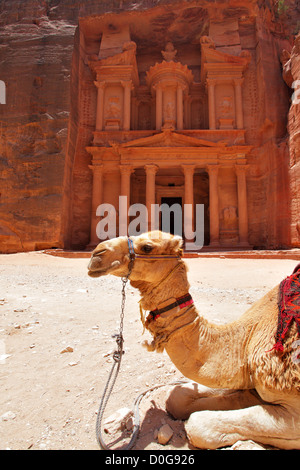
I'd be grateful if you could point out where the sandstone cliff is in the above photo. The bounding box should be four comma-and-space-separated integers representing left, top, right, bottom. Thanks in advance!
282, 32, 300, 247
0, 0, 299, 252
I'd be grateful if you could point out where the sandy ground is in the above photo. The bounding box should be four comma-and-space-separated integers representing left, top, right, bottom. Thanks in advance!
0, 251, 299, 451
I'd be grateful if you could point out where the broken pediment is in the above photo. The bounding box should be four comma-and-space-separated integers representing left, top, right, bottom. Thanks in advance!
200, 36, 251, 82
117, 130, 225, 148
88, 40, 139, 87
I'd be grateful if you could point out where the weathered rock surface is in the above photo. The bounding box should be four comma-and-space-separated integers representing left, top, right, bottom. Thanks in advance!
157, 423, 174, 445
0, 0, 299, 252
103, 407, 134, 435
282, 33, 300, 248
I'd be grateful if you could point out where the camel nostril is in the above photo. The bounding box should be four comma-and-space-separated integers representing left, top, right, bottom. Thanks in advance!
111, 260, 121, 268
88, 257, 101, 271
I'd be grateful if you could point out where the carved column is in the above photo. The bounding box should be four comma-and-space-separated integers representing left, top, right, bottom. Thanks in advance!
207, 79, 216, 130
182, 165, 195, 242
184, 95, 191, 129
145, 164, 158, 230
177, 85, 184, 130
155, 84, 163, 131
122, 80, 132, 131
89, 163, 103, 246
94, 81, 106, 131
235, 164, 250, 246
207, 165, 220, 246
119, 165, 133, 235
234, 78, 244, 129
131, 96, 139, 130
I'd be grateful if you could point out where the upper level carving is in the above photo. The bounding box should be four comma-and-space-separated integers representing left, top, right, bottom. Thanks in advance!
87, 26, 250, 137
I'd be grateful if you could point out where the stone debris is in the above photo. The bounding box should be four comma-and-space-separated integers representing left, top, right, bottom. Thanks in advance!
103, 407, 134, 435
157, 424, 173, 445
230, 440, 266, 450
1, 411, 16, 421
60, 346, 74, 354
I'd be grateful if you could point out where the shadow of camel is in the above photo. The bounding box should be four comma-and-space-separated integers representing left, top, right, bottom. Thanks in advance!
132, 399, 189, 450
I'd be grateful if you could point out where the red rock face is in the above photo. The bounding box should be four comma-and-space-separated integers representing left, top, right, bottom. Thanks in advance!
0, 1, 77, 252
0, 0, 298, 252
283, 34, 300, 248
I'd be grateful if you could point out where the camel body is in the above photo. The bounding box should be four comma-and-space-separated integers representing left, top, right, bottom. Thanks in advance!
88, 232, 300, 449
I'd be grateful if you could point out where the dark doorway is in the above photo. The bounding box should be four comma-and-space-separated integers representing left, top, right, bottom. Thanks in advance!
160, 197, 183, 236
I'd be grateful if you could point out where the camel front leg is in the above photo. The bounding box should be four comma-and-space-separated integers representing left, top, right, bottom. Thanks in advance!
166, 382, 263, 420
185, 404, 300, 450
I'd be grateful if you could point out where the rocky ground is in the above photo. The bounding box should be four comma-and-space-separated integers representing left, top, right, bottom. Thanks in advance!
0, 251, 298, 451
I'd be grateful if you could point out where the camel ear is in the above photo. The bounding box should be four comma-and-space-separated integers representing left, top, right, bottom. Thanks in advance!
171, 235, 183, 256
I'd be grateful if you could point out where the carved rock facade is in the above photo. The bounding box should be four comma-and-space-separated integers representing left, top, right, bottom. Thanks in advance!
0, 1, 298, 251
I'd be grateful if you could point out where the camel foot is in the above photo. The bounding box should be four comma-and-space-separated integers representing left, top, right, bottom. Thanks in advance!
185, 405, 300, 450
166, 382, 262, 420
166, 382, 300, 449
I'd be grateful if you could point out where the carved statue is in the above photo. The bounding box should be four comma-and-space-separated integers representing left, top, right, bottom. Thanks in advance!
105, 96, 121, 119
161, 42, 178, 62
200, 36, 215, 49
220, 96, 233, 116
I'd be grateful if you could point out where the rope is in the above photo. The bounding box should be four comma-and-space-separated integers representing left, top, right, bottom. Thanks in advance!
96, 374, 190, 450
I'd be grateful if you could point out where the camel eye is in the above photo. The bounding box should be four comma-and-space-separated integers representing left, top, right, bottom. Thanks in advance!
142, 244, 153, 254
93, 249, 106, 257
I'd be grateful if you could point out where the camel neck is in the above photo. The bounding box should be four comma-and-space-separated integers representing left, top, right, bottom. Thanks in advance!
130, 259, 191, 312
132, 259, 251, 389
163, 310, 250, 389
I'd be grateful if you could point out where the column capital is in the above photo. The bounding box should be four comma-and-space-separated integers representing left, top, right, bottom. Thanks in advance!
206, 78, 217, 87
89, 163, 104, 173
153, 83, 162, 91
94, 80, 106, 89
121, 79, 133, 90
233, 77, 244, 87
235, 164, 249, 175
177, 83, 187, 92
181, 164, 196, 175
206, 164, 219, 175
119, 164, 134, 175
144, 163, 159, 175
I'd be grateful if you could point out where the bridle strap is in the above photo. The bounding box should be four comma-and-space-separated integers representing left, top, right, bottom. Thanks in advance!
127, 237, 181, 262
127, 237, 136, 260
149, 293, 194, 320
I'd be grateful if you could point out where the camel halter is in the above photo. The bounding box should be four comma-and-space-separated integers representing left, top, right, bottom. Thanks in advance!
127, 237, 194, 323
127, 236, 181, 271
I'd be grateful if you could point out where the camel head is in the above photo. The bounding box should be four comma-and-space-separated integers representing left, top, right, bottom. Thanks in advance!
87, 231, 183, 284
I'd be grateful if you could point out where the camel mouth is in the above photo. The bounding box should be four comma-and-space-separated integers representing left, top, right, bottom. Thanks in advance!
88, 269, 107, 278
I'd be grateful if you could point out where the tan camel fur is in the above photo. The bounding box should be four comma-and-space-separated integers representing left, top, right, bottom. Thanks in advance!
88, 231, 300, 450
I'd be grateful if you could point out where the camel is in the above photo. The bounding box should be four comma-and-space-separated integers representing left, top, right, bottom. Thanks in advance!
88, 231, 300, 450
